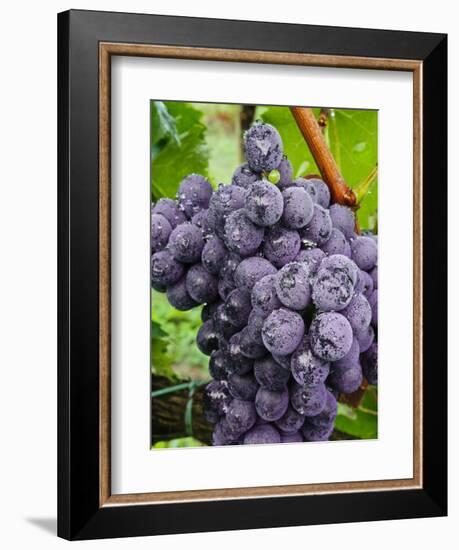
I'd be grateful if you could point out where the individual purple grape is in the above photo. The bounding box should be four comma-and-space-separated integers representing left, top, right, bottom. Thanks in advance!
185, 264, 218, 304
355, 324, 375, 353
312, 264, 355, 311
255, 387, 289, 421
321, 228, 349, 256
166, 276, 198, 311
209, 350, 229, 381
243, 424, 281, 445
191, 208, 212, 238
299, 204, 332, 246
219, 252, 242, 282
244, 180, 284, 227
168, 222, 204, 263
290, 381, 327, 416
334, 337, 360, 368
309, 312, 353, 362
201, 236, 228, 275
340, 293, 372, 333
225, 288, 252, 328
244, 122, 283, 173
370, 266, 378, 289
262, 308, 305, 356
319, 254, 359, 287
351, 236, 378, 270
276, 156, 293, 188
151, 213, 172, 252
152, 198, 187, 228
231, 163, 260, 189
224, 209, 264, 257
304, 178, 330, 208
151, 250, 184, 287
301, 421, 334, 442
204, 380, 231, 422
275, 405, 305, 433
263, 225, 301, 268
308, 390, 337, 428
329, 204, 355, 239
280, 431, 303, 443
328, 361, 363, 393
290, 336, 330, 386
362, 342, 378, 385
226, 332, 253, 375
226, 399, 257, 433
368, 290, 378, 327
238, 325, 266, 359
177, 174, 213, 218
251, 273, 282, 316
196, 319, 219, 355
254, 355, 290, 391
274, 261, 311, 310
294, 248, 326, 277
281, 186, 314, 229
227, 372, 259, 401
355, 269, 374, 298
234, 257, 277, 291
212, 418, 243, 445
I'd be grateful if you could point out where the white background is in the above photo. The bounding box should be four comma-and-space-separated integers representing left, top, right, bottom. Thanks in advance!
111, 57, 413, 494
0, 0, 456, 548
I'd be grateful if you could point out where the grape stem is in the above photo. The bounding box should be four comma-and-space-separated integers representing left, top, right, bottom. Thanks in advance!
290, 107, 357, 209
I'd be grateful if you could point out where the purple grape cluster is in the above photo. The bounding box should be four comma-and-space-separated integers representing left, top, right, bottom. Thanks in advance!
152, 122, 378, 446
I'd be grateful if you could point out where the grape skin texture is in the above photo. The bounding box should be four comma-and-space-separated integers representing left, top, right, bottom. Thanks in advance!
275, 262, 311, 311
255, 387, 289, 421
262, 308, 305, 356
151, 119, 378, 447
168, 222, 205, 264
251, 273, 282, 316
151, 213, 172, 252
309, 312, 353, 362
245, 181, 284, 227
224, 209, 264, 257
263, 225, 301, 268
243, 424, 281, 445
244, 122, 283, 173
281, 186, 314, 229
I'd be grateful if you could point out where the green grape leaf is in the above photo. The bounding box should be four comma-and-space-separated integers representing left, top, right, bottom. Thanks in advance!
335, 402, 378, 439
151, 101, 180, 147
151, 102, 210, 201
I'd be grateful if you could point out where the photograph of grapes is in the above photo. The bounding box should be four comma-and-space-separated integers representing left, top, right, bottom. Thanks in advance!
150, 101, 378, 449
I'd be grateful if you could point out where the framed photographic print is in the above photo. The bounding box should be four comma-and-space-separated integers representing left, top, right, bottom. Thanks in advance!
58, 9, 447, 540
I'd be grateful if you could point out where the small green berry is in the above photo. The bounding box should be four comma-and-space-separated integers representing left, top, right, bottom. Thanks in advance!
268, 169, 280, 184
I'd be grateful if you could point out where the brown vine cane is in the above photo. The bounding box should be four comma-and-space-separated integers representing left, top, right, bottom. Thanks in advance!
290, 106, 366, 408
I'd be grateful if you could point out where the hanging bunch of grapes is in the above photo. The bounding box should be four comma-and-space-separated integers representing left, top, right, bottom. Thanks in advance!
151, 121, 378, 445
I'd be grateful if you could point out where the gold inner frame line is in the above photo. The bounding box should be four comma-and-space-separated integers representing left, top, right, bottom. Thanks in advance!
99, 42, 423, 507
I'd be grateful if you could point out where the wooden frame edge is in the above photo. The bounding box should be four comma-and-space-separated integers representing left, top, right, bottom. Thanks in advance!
99, 42, 423, 507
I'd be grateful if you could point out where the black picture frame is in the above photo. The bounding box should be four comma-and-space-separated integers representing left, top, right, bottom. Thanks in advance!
58, 9, 447, 540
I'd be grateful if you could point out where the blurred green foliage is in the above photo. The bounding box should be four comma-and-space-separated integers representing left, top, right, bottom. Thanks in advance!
151, 101, 378, 445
